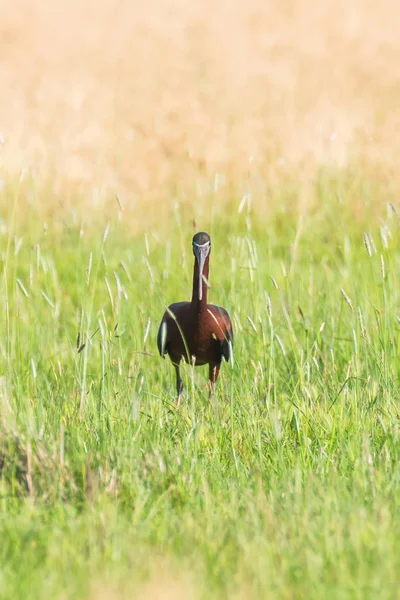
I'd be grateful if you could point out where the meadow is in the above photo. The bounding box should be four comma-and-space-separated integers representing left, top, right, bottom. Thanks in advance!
1, 173, 400, 599
1, 0, 400, 598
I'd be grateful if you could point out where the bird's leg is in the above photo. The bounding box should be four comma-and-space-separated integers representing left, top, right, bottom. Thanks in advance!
174, 364, 183, 406
208, 362, 220, 399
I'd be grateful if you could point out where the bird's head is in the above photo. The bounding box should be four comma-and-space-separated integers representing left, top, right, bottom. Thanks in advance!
192, 232, 211, 301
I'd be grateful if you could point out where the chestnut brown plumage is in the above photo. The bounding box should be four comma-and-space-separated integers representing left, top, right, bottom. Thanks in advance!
157, 232, 233, 403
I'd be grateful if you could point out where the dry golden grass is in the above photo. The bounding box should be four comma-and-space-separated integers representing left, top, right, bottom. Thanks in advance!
89, 573, 196, 600
1, 0, 400, 219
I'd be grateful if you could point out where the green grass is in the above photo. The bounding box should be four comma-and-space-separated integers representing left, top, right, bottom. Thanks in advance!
1, 172, 400, 599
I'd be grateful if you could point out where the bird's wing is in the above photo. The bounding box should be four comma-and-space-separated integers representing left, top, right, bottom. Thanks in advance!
157, 302, 189, 358
221, 319, 234, 362
157, 316, 168, 357
209, 305, 234, 362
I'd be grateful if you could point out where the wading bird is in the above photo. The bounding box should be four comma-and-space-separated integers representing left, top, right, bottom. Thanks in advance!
157, 232, 233, 403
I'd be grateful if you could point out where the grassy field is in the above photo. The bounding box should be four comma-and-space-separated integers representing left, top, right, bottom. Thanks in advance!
1, 172, 400, 599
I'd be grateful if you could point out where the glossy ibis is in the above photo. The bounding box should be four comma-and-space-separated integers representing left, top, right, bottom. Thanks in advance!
157, 232, 233, 403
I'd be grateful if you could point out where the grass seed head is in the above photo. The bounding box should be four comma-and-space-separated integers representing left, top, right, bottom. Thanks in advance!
363, 232, 372, 257
340, 288, 354, 311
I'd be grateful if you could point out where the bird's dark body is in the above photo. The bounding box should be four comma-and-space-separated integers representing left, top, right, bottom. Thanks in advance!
157, 232, 233, 400
157, 302, 232, 366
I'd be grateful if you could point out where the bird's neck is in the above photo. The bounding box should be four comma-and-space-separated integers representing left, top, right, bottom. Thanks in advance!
191, 255, 209, 311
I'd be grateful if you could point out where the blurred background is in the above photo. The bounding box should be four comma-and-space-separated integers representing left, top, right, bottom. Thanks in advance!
1, 0, 399, 218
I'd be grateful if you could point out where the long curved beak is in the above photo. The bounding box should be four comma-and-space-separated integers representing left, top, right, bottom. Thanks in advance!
193, 244, 209, 301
